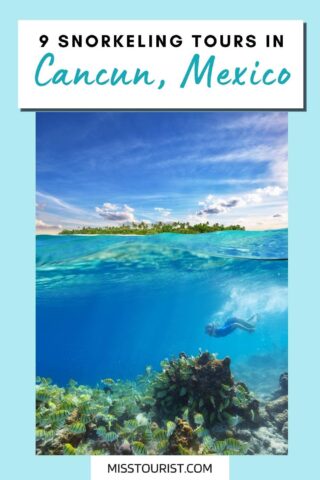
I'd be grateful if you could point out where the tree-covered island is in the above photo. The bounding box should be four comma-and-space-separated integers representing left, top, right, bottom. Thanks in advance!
60, 221, 245, 235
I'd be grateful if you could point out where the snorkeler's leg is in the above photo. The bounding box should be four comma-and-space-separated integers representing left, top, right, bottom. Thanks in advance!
248, 314, 259, 325
221, 324, 239, 335
234, 318, 257, 329
232, 322, 256, 333
224, 318, 237, 326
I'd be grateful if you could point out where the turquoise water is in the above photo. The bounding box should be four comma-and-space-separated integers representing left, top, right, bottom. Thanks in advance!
36, 229, 288, 396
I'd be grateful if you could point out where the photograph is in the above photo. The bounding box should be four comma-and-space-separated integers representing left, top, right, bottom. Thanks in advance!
36, 111, 288, 455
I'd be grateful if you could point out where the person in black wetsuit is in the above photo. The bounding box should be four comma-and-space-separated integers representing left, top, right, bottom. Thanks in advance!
205, 314, 258, 338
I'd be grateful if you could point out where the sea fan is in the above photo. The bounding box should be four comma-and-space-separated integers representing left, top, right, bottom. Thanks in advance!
157, 438, 169, 453
141, 428, 153, 444
212, 440, 227, 454
166, 420, 176, 438
96, 427, 118, 443
69, 421, 86, 435
36, 388, 51, 403
222, 412, 240, 427
212, 438, 247, 455
36, 428, 55, 441
49, 409, 69, 424
132, 441, 147, 455
194, 413, 204, 426
123, 419, 139, 432
202, 435, 215, 451
153, 428, 167, 441
63, 443, 76, 455
103, 432, 118, 443
177, 445, 192, 455
110, 401, 126, 417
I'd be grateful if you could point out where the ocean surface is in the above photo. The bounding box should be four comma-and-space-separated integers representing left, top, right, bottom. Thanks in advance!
36, 229, 288, 398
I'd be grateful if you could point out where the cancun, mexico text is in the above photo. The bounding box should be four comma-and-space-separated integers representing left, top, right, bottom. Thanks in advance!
34, 52, 291, 90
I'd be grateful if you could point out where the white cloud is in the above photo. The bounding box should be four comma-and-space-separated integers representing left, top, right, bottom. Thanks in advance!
36, 219, 62, 232
256, 186, 283, 197
201, 143, 288, 189
203, 144, 287, 165
95, 202, 136, 223
220, 112, 287, 133
197, 186, 285, 217
36, 191, 88, 215
198, 195, 245, 215
235, 210, 288, 230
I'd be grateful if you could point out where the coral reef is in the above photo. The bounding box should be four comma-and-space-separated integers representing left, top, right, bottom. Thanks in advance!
265, 394, 288, 440
152, 352, 259, 429
167, 418, 197, 454
279, 372, 288, 394
36, 354, 288, 456
234, 371, 289, 454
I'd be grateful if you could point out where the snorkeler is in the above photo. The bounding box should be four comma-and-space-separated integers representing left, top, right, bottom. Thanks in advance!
205, 314, 258, 338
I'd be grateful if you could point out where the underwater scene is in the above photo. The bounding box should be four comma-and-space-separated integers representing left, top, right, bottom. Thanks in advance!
36, 228, 288, 455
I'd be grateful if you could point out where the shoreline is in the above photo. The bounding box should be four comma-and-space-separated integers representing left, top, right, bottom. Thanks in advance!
65, 233, 141, 236
36, 228, 288, 236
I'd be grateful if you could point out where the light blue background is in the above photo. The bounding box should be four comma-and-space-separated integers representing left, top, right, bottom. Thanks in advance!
1, 1, 318, 479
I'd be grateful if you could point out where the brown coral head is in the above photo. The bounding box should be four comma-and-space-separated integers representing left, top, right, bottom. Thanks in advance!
223, 357, 231, 368
168, 418, 196, 454
179, 352, 188, 360
249, 399, 260, 411
197, 352, 211, 365
279, 372, 288, 394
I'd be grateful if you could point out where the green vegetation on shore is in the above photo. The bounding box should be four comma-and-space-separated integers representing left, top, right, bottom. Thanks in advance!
60, 222, 245, 235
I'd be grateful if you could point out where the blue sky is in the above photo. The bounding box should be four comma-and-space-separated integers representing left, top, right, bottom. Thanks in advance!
36, 111, 287, 232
